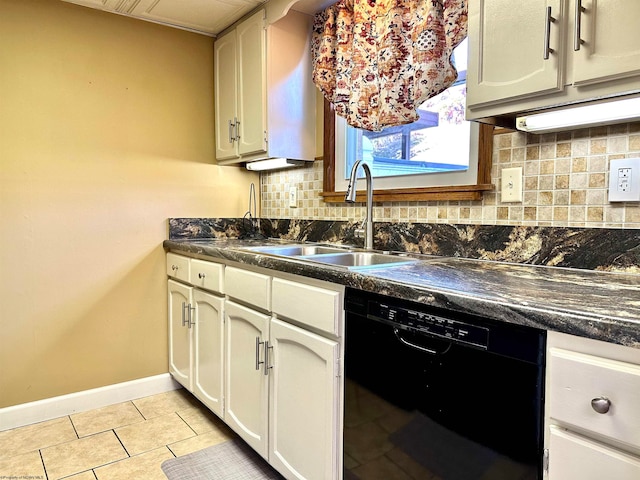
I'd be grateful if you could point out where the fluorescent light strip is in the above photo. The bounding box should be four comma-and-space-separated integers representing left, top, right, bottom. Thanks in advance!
516, 96, 640, 133
245, 158, 309, 171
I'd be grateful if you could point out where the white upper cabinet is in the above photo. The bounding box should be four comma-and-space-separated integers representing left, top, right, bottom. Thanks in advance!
467, 0, 640, 123
61, 0, 266, 36
571, 0, 640, 87
214, 6, 317, 165
466, 0, 565, 108
214, 10, 267, 161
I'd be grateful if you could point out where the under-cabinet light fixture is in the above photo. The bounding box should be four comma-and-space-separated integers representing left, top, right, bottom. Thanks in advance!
516, 96, 640, 133
245, 158, 311, 171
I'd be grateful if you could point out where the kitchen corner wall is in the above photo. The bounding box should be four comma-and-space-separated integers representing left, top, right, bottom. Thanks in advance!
261, 123, 640, 228
0, 0, 257, 408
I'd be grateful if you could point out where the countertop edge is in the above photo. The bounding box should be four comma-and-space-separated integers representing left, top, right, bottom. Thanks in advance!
163, 239, 640, 350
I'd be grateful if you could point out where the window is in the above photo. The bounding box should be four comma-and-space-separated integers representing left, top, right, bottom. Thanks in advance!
343, 39, 470, 181
321, 40, 494, 203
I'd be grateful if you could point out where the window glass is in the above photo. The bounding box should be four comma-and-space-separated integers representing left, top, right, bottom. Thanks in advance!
336, 38, 475, 189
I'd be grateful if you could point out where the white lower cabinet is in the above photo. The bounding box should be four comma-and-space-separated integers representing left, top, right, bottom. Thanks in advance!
269, 318, 340, 480
223, 301, 341, 479
168, 253, 344, 479
548, 426, 640, 478
224, 299, 270, 458
167, 257, 225, 418
545, 331, 640, 479
224, 266, 344, 480
192, 289, 225, 417
168, 279, 192, 389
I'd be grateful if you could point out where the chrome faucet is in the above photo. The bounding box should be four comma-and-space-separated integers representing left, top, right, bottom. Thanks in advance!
345, 160, 374, 250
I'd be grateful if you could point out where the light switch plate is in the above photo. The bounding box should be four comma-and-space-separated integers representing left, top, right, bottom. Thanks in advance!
501, 167, 523, 203
608, 158, 640, 202
288, 186, 298, 208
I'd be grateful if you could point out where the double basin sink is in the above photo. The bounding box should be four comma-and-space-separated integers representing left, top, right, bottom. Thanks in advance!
240, 244, 418, 270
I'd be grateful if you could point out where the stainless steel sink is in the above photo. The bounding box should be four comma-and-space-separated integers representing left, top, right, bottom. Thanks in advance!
240, 244, 350, 257
300, 252, 417, 269
240, 244, 418, 270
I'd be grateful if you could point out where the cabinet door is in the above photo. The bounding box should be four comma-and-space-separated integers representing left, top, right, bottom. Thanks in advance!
236, 9, 266, 156
269, 319, 341, 480
549, 426, 640, 479
224, 300, 270, 459
168, 280, 192, 390
572, 0, 640, 86
467, 0, 564, 109
214, 29, 239, 161
193, 290, 225, 418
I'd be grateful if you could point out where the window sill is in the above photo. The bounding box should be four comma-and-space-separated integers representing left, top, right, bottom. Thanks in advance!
321, 184, 494, 203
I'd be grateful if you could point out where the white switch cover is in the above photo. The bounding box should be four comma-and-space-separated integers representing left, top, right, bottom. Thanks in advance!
288, 186, 298, 208
608, 158, 640, 202
501, 167, 523, 203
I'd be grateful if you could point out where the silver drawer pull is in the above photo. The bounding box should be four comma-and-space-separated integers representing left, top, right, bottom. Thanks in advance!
198, 272, 206, 279
172, 265, 178, 271
591, 396, 611, 414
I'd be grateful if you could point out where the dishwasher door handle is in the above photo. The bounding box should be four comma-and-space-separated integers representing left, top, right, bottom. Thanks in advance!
393, 328, 438, 354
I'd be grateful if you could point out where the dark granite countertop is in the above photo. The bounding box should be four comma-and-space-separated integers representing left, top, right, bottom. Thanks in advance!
163, 238, 640, 350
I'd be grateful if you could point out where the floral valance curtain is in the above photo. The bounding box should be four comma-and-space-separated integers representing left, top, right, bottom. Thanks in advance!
312, 0, 467, 132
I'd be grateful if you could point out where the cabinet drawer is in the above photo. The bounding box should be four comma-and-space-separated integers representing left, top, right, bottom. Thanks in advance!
549, 348, 640, 450
549, 426, 640, 480
272, 278, 342, 336
225, 266, 270, 311
166, 253, 190, 282
190, 259, 224, 294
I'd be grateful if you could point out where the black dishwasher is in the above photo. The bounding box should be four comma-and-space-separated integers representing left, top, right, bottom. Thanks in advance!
344, 287, 546, 480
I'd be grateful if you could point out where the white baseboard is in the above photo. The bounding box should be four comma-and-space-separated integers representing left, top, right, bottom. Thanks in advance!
0, 373, 182, 432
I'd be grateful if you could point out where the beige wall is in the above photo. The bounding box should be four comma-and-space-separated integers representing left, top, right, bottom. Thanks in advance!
262, 125, 640, 228
0, 0, 258, 408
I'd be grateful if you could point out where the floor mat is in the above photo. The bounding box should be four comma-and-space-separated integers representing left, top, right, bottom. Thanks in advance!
161, 439, 284, 480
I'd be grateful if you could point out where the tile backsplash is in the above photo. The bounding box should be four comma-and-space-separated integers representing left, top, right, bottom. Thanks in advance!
261, 123, 640, 228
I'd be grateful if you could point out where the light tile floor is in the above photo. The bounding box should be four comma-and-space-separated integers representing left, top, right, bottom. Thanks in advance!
0, 389, 234, 480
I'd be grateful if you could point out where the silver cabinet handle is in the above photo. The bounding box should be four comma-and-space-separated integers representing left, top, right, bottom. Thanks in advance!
182, 302, 194, 328
591, 396, 611, 414
256, 337, 265, 371
574, 0, 585, 51
187, 304, 195, 328
198, 272, 205, 279
234, 117, 240, 141
181, 302, 188, 327
264, 341, 273, 376
171, 265, 178, 271
228, 119, 235, 144
544, 5, 556, 60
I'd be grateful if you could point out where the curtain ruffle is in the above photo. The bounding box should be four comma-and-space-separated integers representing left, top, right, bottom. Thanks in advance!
312, 0, 467, 132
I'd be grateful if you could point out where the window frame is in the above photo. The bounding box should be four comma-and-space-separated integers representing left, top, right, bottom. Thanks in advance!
320, 99, 495, 203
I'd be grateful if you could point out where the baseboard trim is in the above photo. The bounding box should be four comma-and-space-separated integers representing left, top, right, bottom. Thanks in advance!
0, 373, 182, 432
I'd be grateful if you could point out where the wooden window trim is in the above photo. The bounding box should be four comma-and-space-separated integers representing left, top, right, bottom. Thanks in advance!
321, 99, 495, 203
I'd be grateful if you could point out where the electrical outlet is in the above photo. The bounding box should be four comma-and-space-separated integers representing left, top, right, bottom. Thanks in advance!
288, 186, 298, 208
608, 158, 640, 202
501, 167, 523, 203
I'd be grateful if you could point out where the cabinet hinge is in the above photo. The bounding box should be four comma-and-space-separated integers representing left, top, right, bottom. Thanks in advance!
336, 358, 341, 378
543, 448, 549, 473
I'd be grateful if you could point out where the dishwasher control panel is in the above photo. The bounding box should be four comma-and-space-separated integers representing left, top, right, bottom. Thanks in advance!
369, 301, 490, 349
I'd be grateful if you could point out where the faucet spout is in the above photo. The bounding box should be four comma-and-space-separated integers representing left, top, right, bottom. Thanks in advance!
345, 160, 374, 250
